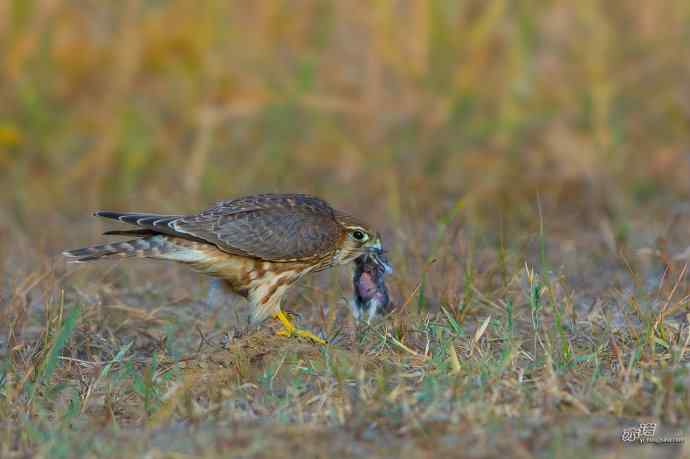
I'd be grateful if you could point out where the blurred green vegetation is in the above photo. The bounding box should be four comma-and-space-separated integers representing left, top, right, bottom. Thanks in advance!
1, 0, 689, 228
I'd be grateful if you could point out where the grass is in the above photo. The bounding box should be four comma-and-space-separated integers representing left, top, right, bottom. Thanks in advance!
3, 219, 690, 458
2, 0, 690, 457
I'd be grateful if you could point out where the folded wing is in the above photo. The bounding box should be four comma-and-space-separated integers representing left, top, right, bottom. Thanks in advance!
95, 194, 341, 262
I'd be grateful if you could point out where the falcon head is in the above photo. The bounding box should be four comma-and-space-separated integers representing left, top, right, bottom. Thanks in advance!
334, 214, 392, 269
335, 214, 394, 322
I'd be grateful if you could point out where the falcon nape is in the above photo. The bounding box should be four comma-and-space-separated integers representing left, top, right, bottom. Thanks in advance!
63, 193, 391, 345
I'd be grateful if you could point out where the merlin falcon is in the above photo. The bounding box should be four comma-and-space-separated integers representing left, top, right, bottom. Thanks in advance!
63, 193, 391, 344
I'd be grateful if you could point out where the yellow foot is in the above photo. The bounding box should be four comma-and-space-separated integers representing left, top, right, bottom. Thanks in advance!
274, 310, 327, 345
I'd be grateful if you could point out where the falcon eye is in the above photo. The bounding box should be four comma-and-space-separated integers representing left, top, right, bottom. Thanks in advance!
352, 230, 367, 241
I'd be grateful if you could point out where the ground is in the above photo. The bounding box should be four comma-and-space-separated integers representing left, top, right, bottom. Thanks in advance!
2, 1, 690, 458
3, 210, 690, 458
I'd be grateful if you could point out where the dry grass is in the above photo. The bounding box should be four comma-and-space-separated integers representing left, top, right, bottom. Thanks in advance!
2, 1, 690, 458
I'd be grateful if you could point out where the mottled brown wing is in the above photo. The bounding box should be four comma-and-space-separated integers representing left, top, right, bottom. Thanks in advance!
170, 194, 342, 261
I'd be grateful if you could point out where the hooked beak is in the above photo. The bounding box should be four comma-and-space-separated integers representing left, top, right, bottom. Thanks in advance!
366, 242, 393, 274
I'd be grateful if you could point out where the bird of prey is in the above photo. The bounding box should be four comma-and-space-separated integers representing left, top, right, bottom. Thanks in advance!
63, 193, 391, 344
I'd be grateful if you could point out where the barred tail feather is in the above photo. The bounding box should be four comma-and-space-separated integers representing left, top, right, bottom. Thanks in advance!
62, 236, 170, 263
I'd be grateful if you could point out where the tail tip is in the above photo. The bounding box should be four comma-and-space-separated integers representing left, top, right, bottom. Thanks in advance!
62, 250, 84, 263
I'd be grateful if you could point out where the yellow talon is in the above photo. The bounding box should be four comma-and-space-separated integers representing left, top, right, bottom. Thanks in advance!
274, 310, 327, 345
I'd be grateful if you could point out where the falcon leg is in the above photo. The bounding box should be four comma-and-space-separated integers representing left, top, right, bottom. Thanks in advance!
274, 310, 327, 345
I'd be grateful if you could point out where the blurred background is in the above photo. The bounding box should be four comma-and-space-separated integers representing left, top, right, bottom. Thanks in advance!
4, 3, 690, 455
1, 0, 690, 299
